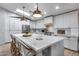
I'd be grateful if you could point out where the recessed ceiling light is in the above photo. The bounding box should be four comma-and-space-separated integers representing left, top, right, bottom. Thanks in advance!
34, 5, 37, 9
44, 12, 46, 14
55, 6, 60, 10
16, 8, 30, 16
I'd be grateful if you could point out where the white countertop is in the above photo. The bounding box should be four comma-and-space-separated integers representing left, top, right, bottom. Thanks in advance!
12, 33, 64, 52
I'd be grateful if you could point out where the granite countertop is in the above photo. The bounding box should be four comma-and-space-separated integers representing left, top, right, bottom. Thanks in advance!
12, 33, 64, 52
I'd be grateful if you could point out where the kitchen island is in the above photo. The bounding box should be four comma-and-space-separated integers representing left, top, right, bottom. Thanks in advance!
10, 33, 64, 56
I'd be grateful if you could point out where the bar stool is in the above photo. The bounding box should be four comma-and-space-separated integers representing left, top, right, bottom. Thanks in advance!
20, 44, 35, 56
10, 34, 35, 56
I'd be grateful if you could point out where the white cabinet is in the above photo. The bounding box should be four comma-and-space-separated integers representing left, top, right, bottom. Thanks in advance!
51, 40, 64, 56
54, 14, 67, 28
71, 28, 78, 36
30, 21, 36, 28
64, 37, 78, 51
54, 11, 78, 28
35, 17, 53, 28
44, 17, 54, 32
64, 37, 70, 48
44, 17, 53, 24
36, 20, 44, 28
54, 11, 79, 51
69, 37, 78, 51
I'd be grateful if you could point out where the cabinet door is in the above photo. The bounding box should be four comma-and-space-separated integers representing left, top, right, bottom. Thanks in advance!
69, 37, 78, 51
51, 40, 64, 56
65, 37, 78, 51
54, 15, 65, 28
64, 39, 69, 48
64, 37, 71, 48
44, 17, 53, 24
54, 11, 78, 28
70, 11, 78, 28
30, 21, 35, 28
36, 20, 44, 28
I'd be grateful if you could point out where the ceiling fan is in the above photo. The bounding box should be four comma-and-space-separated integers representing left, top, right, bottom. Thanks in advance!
10, 3, 46, 21
32, 3, 43, 17
10, 6, 31, 21
29, 3, 46, 18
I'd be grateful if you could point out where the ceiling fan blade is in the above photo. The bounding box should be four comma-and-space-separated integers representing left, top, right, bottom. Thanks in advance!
9, 16, 32, 21
24, 17, 31, 20
10, 16, 22, 18
29, 11, 33, 13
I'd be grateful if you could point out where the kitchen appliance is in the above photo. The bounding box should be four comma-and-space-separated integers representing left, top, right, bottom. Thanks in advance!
55, 28, 71, 36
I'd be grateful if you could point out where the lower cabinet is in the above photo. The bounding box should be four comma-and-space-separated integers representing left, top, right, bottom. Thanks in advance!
64, 37, 70, 48
42, 47, 51, 56
42, 40, 64, 56
51, 40, 64, 56
64, 37, 78, 51
69, 37, 78, 51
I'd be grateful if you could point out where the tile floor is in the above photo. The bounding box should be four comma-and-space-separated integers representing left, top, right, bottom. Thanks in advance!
0, 43, 79, 56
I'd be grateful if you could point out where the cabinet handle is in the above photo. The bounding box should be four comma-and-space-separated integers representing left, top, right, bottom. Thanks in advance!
78, 37, 79, 43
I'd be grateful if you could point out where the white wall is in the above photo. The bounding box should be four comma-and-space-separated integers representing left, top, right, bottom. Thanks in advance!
0, 7, 22, 44
0, 8, 6, 44
5, 12, 22, 42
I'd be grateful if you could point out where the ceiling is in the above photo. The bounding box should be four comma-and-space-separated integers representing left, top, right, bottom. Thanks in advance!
0, 3, 79, 20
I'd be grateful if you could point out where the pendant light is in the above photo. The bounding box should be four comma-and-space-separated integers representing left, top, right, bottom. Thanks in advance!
33, 3, 42, 17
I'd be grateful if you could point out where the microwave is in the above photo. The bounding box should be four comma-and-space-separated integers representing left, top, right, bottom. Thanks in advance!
57, 30, 65, 34
55, 28, 71, 36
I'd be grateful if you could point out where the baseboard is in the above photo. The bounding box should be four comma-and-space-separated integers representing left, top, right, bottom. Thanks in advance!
0, 42, 11, 46
64, 47, 79, 52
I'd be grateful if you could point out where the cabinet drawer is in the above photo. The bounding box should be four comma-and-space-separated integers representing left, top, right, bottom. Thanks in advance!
51, 40, 64, 56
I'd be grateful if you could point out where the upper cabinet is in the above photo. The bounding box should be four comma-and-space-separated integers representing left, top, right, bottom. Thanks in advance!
54, 11, 78, 28
44, 17, 53, 24
36, 19, 44, 28
35, 17, 53, 28
34, 17, 54, 32
30, 21, 36, 28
